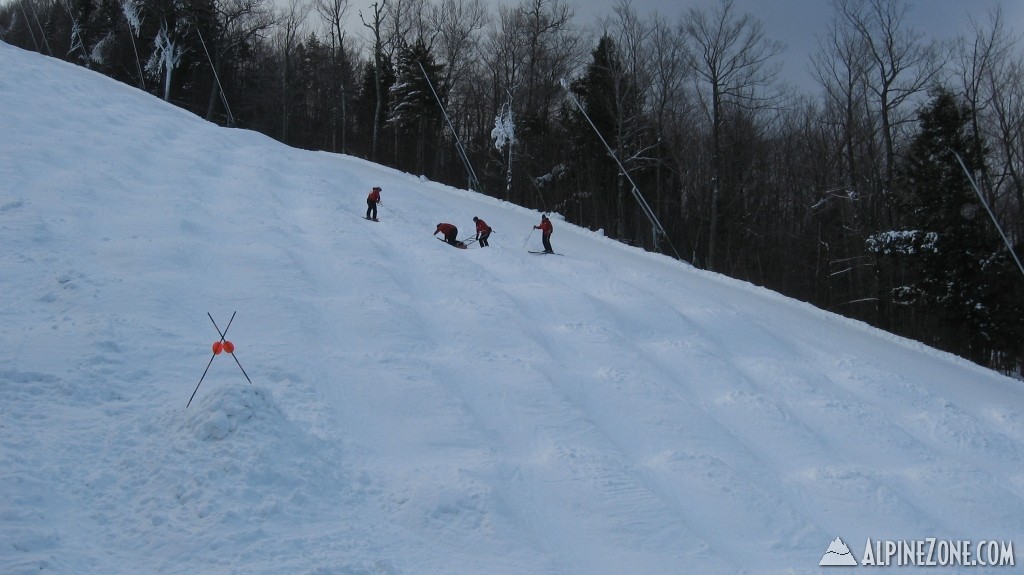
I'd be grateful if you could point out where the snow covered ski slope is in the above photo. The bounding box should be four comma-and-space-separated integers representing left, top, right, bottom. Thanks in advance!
2, 41, 1023, 574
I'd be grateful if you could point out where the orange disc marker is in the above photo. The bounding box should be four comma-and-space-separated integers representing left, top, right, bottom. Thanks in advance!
190, 311, 253, 409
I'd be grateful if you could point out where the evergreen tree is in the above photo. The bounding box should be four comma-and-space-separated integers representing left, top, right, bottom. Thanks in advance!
389, 38, 445, 176
868, 87, 1016, 363
353, 53, 395, 159
570, 36, 622, 145
290, 34, 329, 148
567, 35, 644, 239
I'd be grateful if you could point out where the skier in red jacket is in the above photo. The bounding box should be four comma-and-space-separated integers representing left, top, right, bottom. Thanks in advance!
473, 216, 492, 247
434, 222, 460, 246
534, 214, 553, 253
366, 186, 381, 220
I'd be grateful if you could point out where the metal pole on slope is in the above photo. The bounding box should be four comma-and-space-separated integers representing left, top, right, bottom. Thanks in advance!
953, 150, 1024, 281
560, 78, 685, 262
17, 2, 41, 53
195, 27, 235, 127
418, 60, 482, 194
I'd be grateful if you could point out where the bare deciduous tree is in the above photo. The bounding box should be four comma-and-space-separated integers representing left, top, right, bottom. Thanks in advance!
833, 0, 943, 217
482, 0, 581, 206
954, 5, 1024, 233
360, 0, 387, 160
312, 0, 352, 152
275, 0, 310, 142
681, 0, 783, 270
205, 0, 278, 122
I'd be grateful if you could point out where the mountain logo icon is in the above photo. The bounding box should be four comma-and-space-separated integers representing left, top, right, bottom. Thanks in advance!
819, 536, 858, 566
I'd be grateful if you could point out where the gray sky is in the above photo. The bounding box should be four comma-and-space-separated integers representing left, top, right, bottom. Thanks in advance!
340, 0, 1023, 92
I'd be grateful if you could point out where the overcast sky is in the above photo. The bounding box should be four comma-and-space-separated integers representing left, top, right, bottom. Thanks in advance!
341, 0, 1022, 92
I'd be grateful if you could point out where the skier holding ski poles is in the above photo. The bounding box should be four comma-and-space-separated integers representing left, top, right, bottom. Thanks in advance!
534, 214, 554, 253
473, 216, 492, 247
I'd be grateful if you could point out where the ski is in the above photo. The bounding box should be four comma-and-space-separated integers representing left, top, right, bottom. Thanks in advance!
364, 217, 379, 222
437, 237, 467, 249
528, 251, 562, 255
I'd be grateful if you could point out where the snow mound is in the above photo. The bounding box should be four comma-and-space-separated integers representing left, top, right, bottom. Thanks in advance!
182, 384, 283, 441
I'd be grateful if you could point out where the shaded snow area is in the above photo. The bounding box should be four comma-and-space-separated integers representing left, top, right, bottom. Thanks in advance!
2, 41, 1024, 574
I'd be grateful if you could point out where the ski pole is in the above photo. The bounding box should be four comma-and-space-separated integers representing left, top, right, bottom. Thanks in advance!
188, 312, 252, 408
187, 311, 238, 408
522, 227, 535, 248
209, 312, 252, 385
209, 311, 236, 342
188, 353, 217, 408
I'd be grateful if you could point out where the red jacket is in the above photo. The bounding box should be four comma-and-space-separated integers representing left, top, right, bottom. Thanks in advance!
435, 223, 457, 235
367, 189, 381, 203
536, 218, 553, 235
475, 219, 490, 233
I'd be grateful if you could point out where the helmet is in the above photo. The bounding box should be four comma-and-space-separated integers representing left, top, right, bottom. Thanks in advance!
473, 216, 479, 222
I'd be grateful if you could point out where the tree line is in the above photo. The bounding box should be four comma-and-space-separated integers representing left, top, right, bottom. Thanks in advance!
2, 0, 1022, 373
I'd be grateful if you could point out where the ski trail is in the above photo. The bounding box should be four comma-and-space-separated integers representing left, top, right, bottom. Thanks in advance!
585, 254, 1024, 543
492, 284, 813, 568
433, 253, 748, 571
